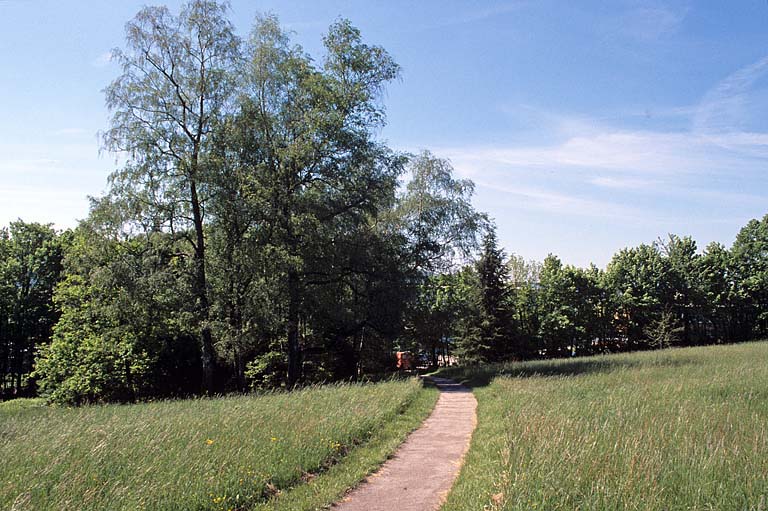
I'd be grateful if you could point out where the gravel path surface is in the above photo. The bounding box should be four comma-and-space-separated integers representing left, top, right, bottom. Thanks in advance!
332, 377, 477, 511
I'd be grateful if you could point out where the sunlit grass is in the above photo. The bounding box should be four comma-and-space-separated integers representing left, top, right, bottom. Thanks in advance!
1, 378, 438, 511
440, 342, 768, 511
0, 397, 44, 413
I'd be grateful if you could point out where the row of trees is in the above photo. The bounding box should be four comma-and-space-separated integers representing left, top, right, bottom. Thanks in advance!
408, 216, 768, 365
11, 208, 768, 401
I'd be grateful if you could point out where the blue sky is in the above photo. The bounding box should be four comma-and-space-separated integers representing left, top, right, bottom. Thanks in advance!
2, 0, 768, 267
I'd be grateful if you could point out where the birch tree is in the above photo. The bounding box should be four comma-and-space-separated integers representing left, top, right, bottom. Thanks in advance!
102, 0, 240, 392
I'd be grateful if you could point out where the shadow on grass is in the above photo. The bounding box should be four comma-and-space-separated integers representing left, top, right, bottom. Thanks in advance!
435, 351, 698, 389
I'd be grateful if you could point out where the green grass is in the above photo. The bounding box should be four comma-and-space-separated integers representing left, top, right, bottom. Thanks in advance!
1, 378, 438, 511
439, 342, 768, 511
0, 397, 44, 413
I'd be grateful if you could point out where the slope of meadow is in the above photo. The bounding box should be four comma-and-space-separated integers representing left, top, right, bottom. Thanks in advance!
0, 378, 438, 511
440, 342, 768, 511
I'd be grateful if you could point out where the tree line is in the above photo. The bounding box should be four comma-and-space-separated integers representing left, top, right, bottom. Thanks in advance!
407, 219, 768, 366
3, 1, 768, 404
8, 207, 768, 402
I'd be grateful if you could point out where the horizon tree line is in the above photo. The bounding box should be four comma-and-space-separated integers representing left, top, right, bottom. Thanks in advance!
5, 208, 768, 402
405, 219, 768, 366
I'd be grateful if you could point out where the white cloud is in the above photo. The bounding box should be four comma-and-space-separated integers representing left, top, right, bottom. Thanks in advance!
429, 99, 768, 225
620, 5, 688, 41
438, 128, 760, 178
590, 176, 659, 190
0, 158, 61, 173
52, 128, 88, 137
692, 54, 768, 159
473, 179, 646, 220
91, 51, 112, 68
425, 2, 526, 30
693, 55, 768, 133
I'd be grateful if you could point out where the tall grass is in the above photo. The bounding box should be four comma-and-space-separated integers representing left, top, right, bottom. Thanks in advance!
440, 342, 768, 511
1, 378, 437, 511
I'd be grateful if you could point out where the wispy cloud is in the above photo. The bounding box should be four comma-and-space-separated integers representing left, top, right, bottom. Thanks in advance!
591, 175, 764, 206
438, 129, 758, 178
91, 51, 112, 68
694, 55, 768, 132
425, 2, 526, 30
590, 176, 659, 190
619, 4, 689, 42
0, 158, 61, 173
430, 95, 768, 226
474, 179, 646, 220
52, 128, 88, 137
692, 54, 768, 159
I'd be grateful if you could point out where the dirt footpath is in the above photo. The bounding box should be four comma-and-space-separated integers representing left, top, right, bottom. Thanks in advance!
333, 377, 477, 511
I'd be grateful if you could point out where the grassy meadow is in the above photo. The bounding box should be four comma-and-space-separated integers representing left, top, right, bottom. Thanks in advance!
439, 342, 768, 511
0, 378, 438, 511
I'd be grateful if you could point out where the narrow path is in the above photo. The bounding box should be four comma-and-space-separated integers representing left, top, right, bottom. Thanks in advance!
333, 377, 477, 511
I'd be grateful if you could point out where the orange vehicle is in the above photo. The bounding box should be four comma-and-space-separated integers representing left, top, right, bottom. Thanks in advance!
396, 351, 414, 370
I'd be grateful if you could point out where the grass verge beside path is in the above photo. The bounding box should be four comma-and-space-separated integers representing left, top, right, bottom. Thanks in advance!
1, 378, 438, 511
254, 380, 438, 510
438, 342, 768, 511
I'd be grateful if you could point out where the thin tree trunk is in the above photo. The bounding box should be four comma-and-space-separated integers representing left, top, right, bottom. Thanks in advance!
190, 177, 216, 394
287, 269, 302, 386
356, 328, 365, 380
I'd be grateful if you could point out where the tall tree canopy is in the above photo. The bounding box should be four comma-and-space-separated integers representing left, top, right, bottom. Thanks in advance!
222, 15, 403, 385
102, 0, 240, 391
33, 1, 486, 403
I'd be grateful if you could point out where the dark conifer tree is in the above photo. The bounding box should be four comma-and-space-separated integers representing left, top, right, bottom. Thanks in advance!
474, 227, 514, 361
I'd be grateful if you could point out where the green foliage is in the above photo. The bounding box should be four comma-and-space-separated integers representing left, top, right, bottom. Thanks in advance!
604, 243, 669, 348
418, 213, 768, 368
730, 215, 768, 336
33, 227, 200, 404
398, 152, 486, 368
403, 271, 472, 367
644, 308, 683, 349
29, 2, 487, 403
537, 256, 607, 357
396, 151, 487, 272
102, 0, 242, 393
506, 253, 542, 357
0, 221, 66, 396
245, 350, 287, 390
469, 228, 514, 362
227, 13, 407, 385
